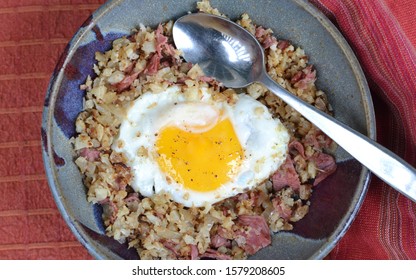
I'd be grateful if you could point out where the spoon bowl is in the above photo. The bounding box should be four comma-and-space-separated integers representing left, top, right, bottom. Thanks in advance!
173, 13, 416, 202
173, 13, 264, 87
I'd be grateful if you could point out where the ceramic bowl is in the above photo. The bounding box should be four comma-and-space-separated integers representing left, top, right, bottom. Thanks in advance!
41, 0, 375, 259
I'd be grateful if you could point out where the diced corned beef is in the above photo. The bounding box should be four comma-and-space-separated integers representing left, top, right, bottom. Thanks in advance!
237, 215, 270, 229
313, 152, 334, 168
201, 248, 232, 260
155, 24, 168, 56
164, 43, 177, 57
211, 234, 231, 248
98, 198, 118, 224
144, 54, 160, 75
79, 148, 100, 161
289, 140, 306, 159
198, 75, 222, 87
233, 215, 271, 255
294, 65, 316, 90
290, 71, 303, 84
162, 240, 179, 257
115, 71, 139, 92
154, 24, 180, 68
311, 152, 337, 186
190, 244, 199, 260
123, 62, 135, 74
235, 191, 264, 207
304, 129, 333, 150
277, 40, 290, 50
138, 24, 177, 75
237, 192, 249, 201
176, 77, 188, 85
255, 26, 266, 39
304, 65, 316, 81
199, 76, 215, 83
262, 36, 277, 49
114, 177, 127, 190
319, 132, 334, 150
250, 190, 266, 207
124, 193, 140, 212
272, 197, 293, 220
160, 59, 171, 68
254, 26, 276, 49
272, 157, 301, 191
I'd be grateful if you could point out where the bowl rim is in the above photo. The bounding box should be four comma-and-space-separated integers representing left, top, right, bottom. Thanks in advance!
41, 0, 375, 260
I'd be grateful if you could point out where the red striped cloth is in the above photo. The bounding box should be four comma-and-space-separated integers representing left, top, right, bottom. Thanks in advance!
312, 0, 416, 259
0, 0, 414, 259
0, 0, 102, 260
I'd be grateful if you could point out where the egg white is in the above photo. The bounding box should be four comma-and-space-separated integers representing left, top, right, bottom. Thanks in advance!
113, 86, 289, 207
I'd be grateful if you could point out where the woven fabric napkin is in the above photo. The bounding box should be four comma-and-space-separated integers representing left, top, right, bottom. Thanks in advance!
0, 0, 414, 259
313, 0, 416, 259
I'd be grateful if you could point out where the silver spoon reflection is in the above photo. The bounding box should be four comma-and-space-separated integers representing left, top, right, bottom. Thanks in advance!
172, 13, 416, 202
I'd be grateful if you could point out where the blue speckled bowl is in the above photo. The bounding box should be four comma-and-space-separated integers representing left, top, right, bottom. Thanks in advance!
41, 0, 375, 259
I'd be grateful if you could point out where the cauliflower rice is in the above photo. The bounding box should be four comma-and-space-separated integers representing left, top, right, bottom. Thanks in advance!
72, 0, 337, 260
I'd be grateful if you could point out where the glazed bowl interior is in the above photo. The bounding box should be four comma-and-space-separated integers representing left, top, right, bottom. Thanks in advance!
42, 0, 374, 259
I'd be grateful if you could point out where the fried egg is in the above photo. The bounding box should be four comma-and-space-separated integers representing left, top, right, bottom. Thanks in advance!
113, 86, 289, 207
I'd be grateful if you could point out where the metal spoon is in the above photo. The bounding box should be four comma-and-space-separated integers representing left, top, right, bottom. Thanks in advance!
172, 13, 416, 202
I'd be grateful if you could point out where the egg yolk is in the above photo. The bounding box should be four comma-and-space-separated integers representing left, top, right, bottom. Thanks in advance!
155, 118, 244, 192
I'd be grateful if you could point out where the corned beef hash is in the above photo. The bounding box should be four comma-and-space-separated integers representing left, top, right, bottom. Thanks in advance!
72, 0, 337, 259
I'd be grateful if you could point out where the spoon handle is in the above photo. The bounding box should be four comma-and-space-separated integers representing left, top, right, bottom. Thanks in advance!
259, 72, 416, 202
